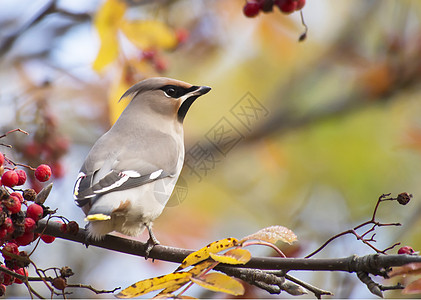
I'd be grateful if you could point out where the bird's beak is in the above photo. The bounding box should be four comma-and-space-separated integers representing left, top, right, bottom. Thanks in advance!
177, 85, 211, 122
193, 86, 212, 96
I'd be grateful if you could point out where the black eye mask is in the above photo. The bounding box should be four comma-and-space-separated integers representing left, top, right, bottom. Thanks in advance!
159, 85, 198, 98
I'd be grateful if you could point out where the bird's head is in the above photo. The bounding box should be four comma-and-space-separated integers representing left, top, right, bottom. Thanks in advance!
120, 77, 211, 123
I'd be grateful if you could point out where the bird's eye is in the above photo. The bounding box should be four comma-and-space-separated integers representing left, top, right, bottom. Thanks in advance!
165, 87, 177, 97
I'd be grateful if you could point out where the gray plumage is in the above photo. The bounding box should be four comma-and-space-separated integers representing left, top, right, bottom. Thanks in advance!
73, 77, 211, 244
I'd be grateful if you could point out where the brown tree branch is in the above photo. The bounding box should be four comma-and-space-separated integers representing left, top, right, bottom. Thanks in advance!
36, 219, 421, 273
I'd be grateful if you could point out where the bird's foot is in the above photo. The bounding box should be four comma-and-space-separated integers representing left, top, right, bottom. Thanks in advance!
144, 224, 160, 260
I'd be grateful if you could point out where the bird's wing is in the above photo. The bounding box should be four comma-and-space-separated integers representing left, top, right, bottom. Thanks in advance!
73, 131, 181, 208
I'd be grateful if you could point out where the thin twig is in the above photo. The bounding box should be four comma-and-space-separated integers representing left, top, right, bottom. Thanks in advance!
0, 128, 29, 139
305, 193, 403, 258
66, 284, 120, 294
298, 10, 308, 42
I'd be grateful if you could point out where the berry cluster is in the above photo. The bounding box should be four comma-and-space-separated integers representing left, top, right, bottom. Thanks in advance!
0, 153, 57, 294
124, 28, 190, 83
243, 0, 305, 17
14, 111, 69, 192
0, 188, 51, 293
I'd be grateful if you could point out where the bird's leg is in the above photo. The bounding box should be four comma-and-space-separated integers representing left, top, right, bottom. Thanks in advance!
144, 223, 160, 259
83, 223, 91, 248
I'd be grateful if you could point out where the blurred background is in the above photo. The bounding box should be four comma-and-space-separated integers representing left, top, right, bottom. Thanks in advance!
0, 0, 421, 298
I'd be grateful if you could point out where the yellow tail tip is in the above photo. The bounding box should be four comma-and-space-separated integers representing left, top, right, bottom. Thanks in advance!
85, 214, 111, 221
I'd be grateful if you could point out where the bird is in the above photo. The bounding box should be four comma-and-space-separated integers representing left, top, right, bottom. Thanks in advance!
73, 77, 211, 255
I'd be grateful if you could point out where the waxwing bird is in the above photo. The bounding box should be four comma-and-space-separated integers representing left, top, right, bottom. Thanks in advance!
73, 77, 211, 255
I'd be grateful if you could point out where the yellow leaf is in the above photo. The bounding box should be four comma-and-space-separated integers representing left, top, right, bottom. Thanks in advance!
93, 0, 126, 71
188, 260, 216, 276
176, 238, 238, 271
209, 248, 251, 265
93, 32, 120, 72
120, 20, 177, 50
108, 75, 132, 125
153, 294, 197, 299
240, 225, 297, 245
190, 273, 244, 296
116, 273, 192, 298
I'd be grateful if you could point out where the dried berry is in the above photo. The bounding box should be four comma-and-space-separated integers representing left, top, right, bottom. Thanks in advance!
60, 266, 74, 278
397, 192, 412, 205
11, 224, 24, 239
23, 189, 37, 202
66, 221, 79, 235
11, 211, 25, 226
52, 277, 67, 290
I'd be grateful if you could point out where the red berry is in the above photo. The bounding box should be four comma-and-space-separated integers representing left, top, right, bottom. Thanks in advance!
0, 229, 7, 239
1, 171, 19, 187
1, 266, 14, 286
142, 49, 156, 60
295, 0, 305, 10
0, 153, 4, 167
24, 218, 36, 233
2, 242, 19, 260
243, 1, 262, 17
4, 195, 21, 214
398, 246, 416, 255
23, 142, 40, 158
175, 28, 189, 44
154, 57, 168, 73
275, 0, 297, 13
15, 232, 34, 246
40, 234, 55, 244
51, 162, 65, 179
14, 268, 28, 284
55, 136, 70, 154
10, 192, 23, 203
15, 170, 27, 186
60, 223, 67, 233
34, 164, 51, 182
2, 218, 13, 234
26, 204, 43, 222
